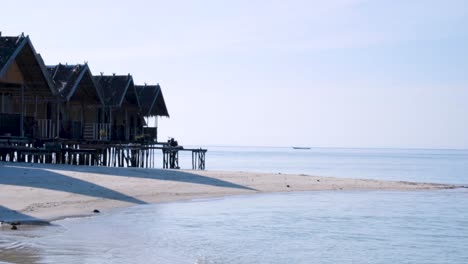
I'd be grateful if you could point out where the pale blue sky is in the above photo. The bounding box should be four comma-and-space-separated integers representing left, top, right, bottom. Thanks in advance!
1, 0, 467, 148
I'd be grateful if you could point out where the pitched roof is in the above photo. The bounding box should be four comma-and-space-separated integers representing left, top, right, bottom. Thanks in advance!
47, 64, 103, 104
0, 36, 21, 70
153, 87, 169, 117
1, 33, 170, 114
135, 84, 169, 117
0, 34, 57, 98
94, 74, 135, 107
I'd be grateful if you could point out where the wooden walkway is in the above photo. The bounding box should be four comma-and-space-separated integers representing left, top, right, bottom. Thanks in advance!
0, 138, 207, 170
162, 147, 207, 170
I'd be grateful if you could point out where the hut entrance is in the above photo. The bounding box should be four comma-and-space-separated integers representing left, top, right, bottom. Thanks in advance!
36, 102, 57, 139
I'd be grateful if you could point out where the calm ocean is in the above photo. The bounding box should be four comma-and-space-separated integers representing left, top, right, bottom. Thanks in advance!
1, 147, 468, 264
182, 146, 468, 185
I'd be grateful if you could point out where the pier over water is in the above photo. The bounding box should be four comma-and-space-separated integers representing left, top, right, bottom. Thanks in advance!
0, 138, 207, 170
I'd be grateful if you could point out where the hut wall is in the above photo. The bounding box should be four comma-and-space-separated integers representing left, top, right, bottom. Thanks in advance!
10, 98, 22, 114
63, 104, 81, 122
110, 108, 141, 141
1, 61, 50, 119
128, 110, 142, 139
83, 105, 98, 123
9, 98, 48, 119
1, 62, 25, 115
0, 93, 14, 113
112, 108, 124, 125
111, 108, 125, 140
61, 103, 99, 122
27, 102, 47, 119
0, 61, 24, 84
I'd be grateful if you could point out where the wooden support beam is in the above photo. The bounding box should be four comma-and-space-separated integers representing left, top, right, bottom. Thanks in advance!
20, 85, 24, 137
34, 96, 38, 119
125, 108, 128, 141
109, 107, 113, 140
1, 93, 4, 113
56, 100, 60, 137
80, 103, 84, 138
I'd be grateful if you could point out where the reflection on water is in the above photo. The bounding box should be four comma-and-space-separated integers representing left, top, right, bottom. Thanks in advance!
2, 190, 468, 264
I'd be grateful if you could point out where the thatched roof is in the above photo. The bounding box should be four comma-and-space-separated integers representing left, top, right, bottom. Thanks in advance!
135, 84, 169, 117
47, 64, 103, 105
1, 33, 170, 116
0, 34, 57, 99
94, 74, 136, 107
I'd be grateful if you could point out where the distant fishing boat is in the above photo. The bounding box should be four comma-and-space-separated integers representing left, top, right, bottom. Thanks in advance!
292, 147, 311, 150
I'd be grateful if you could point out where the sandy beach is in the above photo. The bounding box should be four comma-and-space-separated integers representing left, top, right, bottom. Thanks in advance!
0, 161, 457, 225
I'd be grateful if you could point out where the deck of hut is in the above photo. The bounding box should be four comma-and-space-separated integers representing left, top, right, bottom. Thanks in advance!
0, 33, 207, 170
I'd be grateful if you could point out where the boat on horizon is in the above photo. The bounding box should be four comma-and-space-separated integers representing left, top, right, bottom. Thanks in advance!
292, 147, 311, 150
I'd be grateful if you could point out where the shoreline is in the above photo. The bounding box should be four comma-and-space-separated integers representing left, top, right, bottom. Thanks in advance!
0, 162, 459, 226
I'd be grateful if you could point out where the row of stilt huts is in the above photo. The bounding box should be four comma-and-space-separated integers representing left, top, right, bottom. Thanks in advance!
0, 33, 206, 170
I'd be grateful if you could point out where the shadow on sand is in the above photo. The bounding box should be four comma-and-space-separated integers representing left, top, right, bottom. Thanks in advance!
0, 162, 256, 223
0, 205, 49, 225
5, 162, 256, 191
0, 165, 146, 206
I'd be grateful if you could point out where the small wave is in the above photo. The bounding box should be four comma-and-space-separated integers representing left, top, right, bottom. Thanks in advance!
2, 241, 26, 250
194, 254, 225, 264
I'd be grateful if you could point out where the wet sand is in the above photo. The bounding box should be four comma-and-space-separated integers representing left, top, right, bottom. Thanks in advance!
0, 162, 457, 224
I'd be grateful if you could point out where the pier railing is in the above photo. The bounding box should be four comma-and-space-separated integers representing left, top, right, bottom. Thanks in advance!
0, 142, 207, 170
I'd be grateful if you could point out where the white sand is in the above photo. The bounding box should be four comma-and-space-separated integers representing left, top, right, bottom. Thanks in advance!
0, 162, 456, 224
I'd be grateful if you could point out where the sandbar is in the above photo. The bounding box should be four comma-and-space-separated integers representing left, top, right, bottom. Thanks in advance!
0, 162, 457, 224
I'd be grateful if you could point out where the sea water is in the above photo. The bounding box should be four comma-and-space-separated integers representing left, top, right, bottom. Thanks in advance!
2, 190, 468, 264
179, 147, 468, 185
1, 147, 468, 264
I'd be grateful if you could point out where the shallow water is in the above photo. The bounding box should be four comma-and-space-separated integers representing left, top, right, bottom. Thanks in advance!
2, 190, 468, 264
2, 147, 468, 263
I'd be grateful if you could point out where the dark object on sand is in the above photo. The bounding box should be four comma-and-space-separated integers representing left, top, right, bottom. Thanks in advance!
93, 209, 100, 213
11, 225, 18, 230
286, 184, 290, 188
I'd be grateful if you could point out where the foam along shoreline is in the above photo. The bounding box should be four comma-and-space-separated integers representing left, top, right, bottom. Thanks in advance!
0, 162, 458, 226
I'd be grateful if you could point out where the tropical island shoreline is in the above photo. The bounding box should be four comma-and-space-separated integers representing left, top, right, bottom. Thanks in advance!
0, 161, 460, 226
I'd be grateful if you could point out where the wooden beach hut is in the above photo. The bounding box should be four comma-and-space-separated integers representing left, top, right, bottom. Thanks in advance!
135, 84, 169, 142
0, 33, 60, 139
94, 74, 141, 141
47, 64, 104, 140
0, 32, 206, 170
